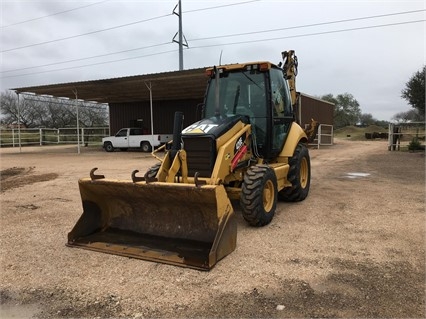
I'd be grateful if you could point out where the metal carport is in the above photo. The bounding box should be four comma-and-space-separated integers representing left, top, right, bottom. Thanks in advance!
13, 67, 207, 103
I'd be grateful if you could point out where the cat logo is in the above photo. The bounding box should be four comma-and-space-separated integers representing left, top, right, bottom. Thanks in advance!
182, 124, 218, 134
234, 133, 247, 153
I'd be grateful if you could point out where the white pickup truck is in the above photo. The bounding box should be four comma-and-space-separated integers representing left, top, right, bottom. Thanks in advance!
102, 128, 172, 152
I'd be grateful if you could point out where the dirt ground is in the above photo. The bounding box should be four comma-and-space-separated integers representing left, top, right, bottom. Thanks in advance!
0, 139, 425, 319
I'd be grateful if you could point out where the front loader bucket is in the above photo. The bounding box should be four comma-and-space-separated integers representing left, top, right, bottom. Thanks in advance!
67, 178, 237, 270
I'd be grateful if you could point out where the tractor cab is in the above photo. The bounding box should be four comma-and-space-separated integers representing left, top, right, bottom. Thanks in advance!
203, 62, 295, 160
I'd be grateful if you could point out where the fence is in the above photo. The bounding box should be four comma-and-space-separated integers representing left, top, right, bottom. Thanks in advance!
308, 124, 334, 149
0, 127, 110, 147
1, 125, 337, 149
388, 122, 425, 151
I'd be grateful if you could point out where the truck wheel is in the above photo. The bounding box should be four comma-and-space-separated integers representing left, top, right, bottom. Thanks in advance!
279, 143, 311, 202
104, 142, 114, 152
141, 142, 152, 152
240, 165, 277, 227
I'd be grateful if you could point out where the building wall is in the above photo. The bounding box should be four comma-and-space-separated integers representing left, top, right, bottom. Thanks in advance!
109, 93, 334, 136
298, 94, 334, 127
109, 98, 204, 135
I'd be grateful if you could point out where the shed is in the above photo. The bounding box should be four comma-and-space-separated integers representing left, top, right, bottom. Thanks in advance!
13, 67, 334, 135
297, 93, 335, 126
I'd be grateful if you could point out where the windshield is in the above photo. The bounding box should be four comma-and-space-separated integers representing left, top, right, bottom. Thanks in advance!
204, 70, 268, 149
204, 71, 267, 118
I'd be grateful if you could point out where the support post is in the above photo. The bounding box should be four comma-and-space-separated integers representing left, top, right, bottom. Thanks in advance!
388, 123, 393, 151
73, 89, 81, 154
144, 82, 155, 142
317, 125, 321, 150
16, 92, 22, 152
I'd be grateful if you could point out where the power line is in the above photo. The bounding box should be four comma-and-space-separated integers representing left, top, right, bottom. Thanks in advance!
0, 13, 172, 53
187, 9, 426, 42
2, 9, 424, 74
2, 19, 424, 80
184, 0, 260, 13
1, 49, 177, 79
1, 42, 171, 73
0, 0, 260, 53
189, 19, 426, 49
1, 0, 111, 28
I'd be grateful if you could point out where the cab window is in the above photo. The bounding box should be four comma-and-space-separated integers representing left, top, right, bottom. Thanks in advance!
270, 68, 292, 151
270, 69, 292, 117
130, 128, 142, 135
115, 129, 127, 137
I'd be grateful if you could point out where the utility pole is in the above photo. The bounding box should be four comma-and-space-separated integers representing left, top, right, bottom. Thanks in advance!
172, 0, 187, 70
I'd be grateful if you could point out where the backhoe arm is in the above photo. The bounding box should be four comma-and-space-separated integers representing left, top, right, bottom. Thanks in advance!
282, 50, 298, 109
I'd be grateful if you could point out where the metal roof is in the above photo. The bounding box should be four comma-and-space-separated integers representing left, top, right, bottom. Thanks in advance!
13, 67, 208, 104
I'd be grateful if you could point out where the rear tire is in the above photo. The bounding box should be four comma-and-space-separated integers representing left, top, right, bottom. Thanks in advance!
104, 142, 114, 152
141, 142, 152, 152
279, 143, 311, 202
240, 165, 277, 227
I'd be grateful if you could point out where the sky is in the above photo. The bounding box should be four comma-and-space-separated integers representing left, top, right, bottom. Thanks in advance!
0, 0, 425, 121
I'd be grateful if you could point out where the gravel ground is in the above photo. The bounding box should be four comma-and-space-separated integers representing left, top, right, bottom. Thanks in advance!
0, 138, 425, 318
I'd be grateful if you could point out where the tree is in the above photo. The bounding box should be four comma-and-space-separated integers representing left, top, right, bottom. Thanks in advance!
392, 109, 424, 122
401, 66, 425, 116
374, 119, 390, 128
0, 90, 39, 127
359, 113, 376, 126
0, 90, 109, 128
320, 93, 362, 128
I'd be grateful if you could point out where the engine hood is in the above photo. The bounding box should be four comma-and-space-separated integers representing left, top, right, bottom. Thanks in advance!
182, 115, 249, 139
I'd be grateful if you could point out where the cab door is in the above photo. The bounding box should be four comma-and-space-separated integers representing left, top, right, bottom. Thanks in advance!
128, 128, 143, 147
270, 68, 293, 154
114, 128, 129, 148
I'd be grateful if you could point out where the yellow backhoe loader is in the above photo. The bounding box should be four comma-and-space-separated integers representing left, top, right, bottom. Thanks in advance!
67, 50, 311, 270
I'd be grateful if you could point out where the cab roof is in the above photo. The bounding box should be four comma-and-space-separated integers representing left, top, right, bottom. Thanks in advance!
206, 61, 279, 72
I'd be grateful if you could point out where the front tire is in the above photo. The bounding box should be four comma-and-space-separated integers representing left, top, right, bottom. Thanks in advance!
279, 143, 311, 202
104, 142, 114, 152
240, 165, 278, 227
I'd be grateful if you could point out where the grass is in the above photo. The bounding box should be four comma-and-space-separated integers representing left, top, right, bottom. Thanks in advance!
334, 125, 425, 153
334, 125, 388, 141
